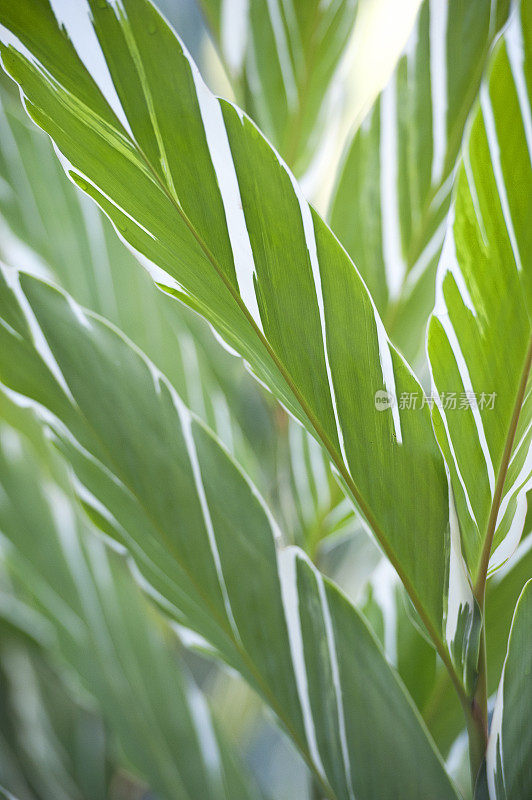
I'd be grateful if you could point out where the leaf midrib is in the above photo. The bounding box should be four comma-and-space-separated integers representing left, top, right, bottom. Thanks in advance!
130, 111, 469, 701
474, 333, 532, 607
57, 379, 338, 800
7, 6, 466, 705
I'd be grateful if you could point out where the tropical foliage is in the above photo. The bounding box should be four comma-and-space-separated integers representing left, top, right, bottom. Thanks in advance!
0, 1, 530, 798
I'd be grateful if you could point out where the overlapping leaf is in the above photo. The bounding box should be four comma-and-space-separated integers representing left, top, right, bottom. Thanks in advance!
199, 0, 359, 174
428, 2, 532, 594
281, 416, 365, 556
329, 0, 510, 361
0, 643, 110, 800
0, 267, 459, 800
485, 579, 532, 799
0, 80, 361, 561
359, 524, 532, 761
0, 0, 452, 653
0, 419, 261, 800
0, 85, 273, 488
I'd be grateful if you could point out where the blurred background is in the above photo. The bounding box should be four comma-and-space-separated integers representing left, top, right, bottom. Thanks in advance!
2, 1, 523, 799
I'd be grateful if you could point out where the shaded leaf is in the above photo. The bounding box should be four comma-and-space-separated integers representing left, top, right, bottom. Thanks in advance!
0, 421, 260, 800
0, 268, 459, 800
485, 579, 532, 799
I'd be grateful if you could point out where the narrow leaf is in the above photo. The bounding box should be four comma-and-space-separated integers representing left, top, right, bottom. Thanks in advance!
0, 268, 458, 800
0, 0, 451, 648
428, 3, 532, 589
329, 0, 510, 361
199, 0, 359, 173
485, 579, 532, 799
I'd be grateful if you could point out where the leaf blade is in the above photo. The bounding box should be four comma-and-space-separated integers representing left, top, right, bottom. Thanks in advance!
0, 267, 459, 800
485, 579, 532, 799
0, 0, 451, 643
427, 3, 532, 589
329, 0, 511, 362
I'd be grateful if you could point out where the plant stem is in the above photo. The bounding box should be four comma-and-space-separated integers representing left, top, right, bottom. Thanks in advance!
474, 335, 532, 603
131, 117, 469, 713
466, 626, 488, 789
311, 778, 324, 800
465, 336, 532, 790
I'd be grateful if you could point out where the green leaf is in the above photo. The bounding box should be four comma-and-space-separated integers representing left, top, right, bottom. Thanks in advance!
0, 420, 261, 800
485, 529, 532, 689
0, 643, 110, 800
427, 2, 532, 592
199, 0, 359, 174
408, 528, 532, 761
359, 565, 437, 713
0, 81, 359, 559
0, 268, 459, 800
0, 87, 273, 489
0, 787, 21, 800
0, 0, 452, 653
0, 84, 359, 563
485, 579, 532, 799
329, 0, 510, 362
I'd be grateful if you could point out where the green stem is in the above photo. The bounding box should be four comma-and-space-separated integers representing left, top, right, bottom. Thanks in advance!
465, 336, 532, 790
474, 335, 532, 603
133, 121, 467, 709
467, 627, 488, 790
311, 778, 324, 800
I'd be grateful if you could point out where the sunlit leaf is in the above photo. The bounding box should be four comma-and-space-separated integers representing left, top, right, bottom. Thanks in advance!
199, 0, 359, 174
0, 0, 453, 657
329, 0, 510, 362
428, 3, 532, 593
